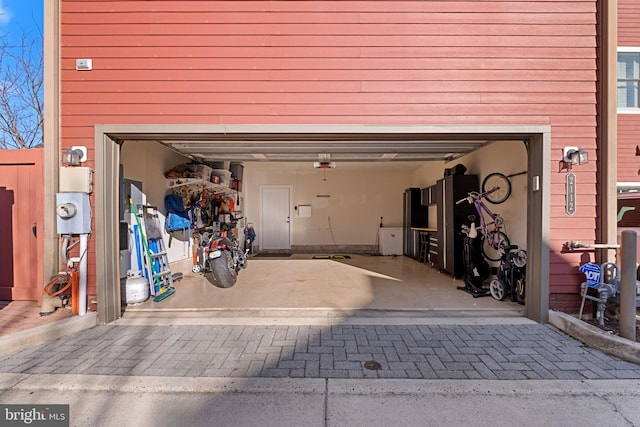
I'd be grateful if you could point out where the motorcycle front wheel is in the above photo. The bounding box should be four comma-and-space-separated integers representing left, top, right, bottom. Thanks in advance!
205, 251, 238, 288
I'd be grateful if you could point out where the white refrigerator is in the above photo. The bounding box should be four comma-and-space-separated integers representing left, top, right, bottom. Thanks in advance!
378, 227, 404, 255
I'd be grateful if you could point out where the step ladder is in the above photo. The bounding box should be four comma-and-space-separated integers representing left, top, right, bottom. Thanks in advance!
140, 205, 174, 297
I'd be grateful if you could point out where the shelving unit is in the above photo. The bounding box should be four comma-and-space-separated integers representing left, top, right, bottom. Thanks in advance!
165, 176, 244, 243
166, 177, 237, 198
436, 174, 478, 278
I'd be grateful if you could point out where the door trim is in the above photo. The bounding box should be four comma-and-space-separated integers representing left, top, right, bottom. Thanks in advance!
89, 123, 550, 323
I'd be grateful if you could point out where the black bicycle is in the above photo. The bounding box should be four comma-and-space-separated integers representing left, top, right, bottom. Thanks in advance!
480, 170, 526, 204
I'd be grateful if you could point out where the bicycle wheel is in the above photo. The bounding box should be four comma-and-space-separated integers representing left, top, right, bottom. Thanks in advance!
482, 173, 511, 204
489, 278, 507, 301
512, 249, 527, 268
481, 230, 510, 262
514, 276, 526, 304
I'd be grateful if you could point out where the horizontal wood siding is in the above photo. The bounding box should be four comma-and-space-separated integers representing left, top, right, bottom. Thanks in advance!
60, 0, 599, 297
617, 115, 640, 180
618, 0, 640, 46
618, 0, 640, 182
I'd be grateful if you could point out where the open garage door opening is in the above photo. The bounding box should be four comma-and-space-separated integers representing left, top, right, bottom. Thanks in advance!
94, 125, 549, 324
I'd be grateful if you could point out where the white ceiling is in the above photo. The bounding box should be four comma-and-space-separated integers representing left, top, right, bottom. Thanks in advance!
108, 124, 538, 173
115, 131, 493, 165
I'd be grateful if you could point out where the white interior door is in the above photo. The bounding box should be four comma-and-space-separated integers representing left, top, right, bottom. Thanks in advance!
261, 186, 291, 250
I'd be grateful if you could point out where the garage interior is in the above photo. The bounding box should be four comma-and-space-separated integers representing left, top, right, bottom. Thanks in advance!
94, 124, 549, 324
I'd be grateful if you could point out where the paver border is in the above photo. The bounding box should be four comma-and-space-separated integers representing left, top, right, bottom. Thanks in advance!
549, 310, 640, 364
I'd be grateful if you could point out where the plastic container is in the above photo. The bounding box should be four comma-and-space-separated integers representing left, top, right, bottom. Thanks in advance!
187, 164, 213, 180
125, 271, 150, 305
212, 169, 232, 187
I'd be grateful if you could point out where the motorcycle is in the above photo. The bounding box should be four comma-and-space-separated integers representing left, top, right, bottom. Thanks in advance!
192, 221, 248, 288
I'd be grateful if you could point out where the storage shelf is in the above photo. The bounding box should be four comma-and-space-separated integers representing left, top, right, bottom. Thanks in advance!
166, 177, 236, 197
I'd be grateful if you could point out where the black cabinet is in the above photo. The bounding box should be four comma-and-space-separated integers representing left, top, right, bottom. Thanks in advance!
403, 188, 428, 258
436, 174, 478, 278
420, 185, 437, 206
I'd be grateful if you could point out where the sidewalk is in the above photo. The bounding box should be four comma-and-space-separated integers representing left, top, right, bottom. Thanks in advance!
1, 374, 639, 427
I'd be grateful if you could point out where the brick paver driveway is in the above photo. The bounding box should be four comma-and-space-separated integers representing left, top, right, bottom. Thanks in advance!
1, 323, 639, 380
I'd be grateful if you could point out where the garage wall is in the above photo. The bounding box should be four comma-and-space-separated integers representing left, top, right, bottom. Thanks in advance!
59, 1, 599, 299
119, 149, 416, 257
244, 163, 414, 251
458, 141, 528, 249
119, 142, 525, 257
413, 141, 528, 249
120, 141, 192, 263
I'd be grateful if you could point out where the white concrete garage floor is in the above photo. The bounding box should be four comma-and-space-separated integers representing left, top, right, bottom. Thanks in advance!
124, 254, 525, 318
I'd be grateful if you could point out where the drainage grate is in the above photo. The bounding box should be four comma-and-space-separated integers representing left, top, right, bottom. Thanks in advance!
364, 360, 382, 370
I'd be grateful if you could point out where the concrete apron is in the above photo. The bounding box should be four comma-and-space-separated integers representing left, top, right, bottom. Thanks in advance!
0, 373, 639, 427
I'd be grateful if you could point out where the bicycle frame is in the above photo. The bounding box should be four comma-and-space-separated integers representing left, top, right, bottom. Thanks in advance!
474, 199, 502, 239
458, 188, 505, 249
456, 188, 510, 261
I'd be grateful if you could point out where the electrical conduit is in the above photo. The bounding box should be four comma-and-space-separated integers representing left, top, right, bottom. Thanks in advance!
79, 234, 88, 315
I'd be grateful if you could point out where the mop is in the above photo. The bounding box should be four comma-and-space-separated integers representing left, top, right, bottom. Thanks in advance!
129, 198, 175, 302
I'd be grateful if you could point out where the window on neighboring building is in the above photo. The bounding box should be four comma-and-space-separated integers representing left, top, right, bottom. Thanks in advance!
618, 49, 640, 110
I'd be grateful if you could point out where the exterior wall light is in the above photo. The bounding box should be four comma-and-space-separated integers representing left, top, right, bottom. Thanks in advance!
563, 146, 588, 165
62, 146, 87, 166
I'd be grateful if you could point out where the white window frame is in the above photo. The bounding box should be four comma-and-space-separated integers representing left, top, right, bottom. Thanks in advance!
618, 47, 640, 114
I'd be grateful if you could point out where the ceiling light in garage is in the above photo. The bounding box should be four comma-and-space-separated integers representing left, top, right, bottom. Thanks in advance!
313, 161, 336, 169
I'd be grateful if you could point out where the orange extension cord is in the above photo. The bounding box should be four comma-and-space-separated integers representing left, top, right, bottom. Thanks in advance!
43, 270, 79, 314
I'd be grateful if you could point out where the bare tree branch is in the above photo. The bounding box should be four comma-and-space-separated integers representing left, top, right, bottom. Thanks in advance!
0, 27, 43, 149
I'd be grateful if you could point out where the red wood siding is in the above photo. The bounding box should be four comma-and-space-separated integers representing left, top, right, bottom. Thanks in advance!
618, 0, 640, 46
617, 115, 640, 180
60, 0, 599, 298
0, 149, 44, 301
618, 0, 640, 182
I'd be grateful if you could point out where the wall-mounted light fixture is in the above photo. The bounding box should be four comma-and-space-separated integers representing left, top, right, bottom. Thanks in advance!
62, 146, 87, 166
563, 146, 588, 166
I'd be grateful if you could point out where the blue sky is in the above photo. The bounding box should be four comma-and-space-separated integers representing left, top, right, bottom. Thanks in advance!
0, 1, 43, 149
0, 0, 43, 41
